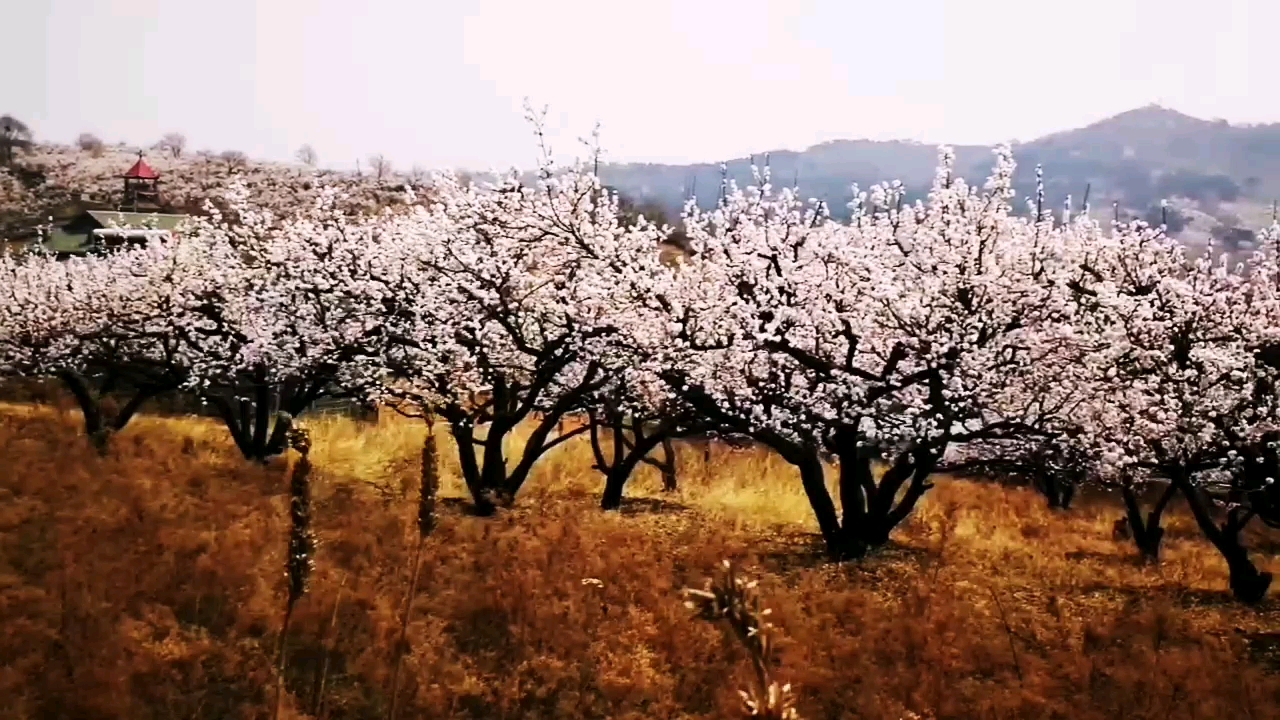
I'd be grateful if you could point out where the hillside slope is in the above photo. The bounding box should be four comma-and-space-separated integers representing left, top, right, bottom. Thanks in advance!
599, 105, 1280, 246
0, 144, 423, 242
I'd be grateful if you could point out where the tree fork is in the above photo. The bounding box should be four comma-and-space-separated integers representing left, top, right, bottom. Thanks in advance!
600, 430, 667, 510
1120, 482, 1175, 562
57, 370, 169, 454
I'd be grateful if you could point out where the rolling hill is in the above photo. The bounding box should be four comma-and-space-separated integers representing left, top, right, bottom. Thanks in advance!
598, 104, 1280, 247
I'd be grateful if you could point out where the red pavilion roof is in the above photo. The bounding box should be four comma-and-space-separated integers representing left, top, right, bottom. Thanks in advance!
123, 156, 160, 180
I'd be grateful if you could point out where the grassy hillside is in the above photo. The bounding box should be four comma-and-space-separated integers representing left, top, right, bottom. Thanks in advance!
2, 402, 1280, 719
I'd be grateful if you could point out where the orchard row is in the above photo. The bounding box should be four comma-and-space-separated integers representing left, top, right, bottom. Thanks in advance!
4, 139, 1280, 601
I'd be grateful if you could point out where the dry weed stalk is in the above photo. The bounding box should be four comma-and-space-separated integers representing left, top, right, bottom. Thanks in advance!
388, 414, 440, 720
273, 420, 315, 720
311, 572, 347, 718
682, 560, 800, 720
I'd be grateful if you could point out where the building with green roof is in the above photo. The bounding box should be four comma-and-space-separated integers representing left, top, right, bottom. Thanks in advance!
8, 152, 190, 258
34, 209, 191, 257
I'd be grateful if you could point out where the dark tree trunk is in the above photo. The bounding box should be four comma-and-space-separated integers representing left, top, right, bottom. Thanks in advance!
477, 419, 512, 500
817, 430, 939, 559
112, 388, 158, 432
1040, 473, 1077, 510
660, 377, 938, 560
658, 437, 678, 492
206, 378, 320, 463
58, 371, 104, 446
439, 373, 597, 515
1119, 482, 1175, 563
503, 408, 568, 501
1225, 546, 1273, 604
1173, 471, 1272, 604
446, 418, 496, 516
1133, 522, 1165, 563
223, 402, 288, 462
591, 410, 622, 508
502, 390, 595, 502
829, 433, 936, 553
213, 399, 293, 464
57, 370, 170, 454
600, 431, 666, 510
252, 380, 272, 454
593, 411, 681, 511
796, 448, 848, 557
587, 410, 626, 478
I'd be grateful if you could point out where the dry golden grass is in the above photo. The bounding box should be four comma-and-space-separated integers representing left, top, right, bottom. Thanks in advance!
2, 400, 1280, 719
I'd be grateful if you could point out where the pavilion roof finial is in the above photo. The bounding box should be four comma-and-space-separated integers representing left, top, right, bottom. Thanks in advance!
123, 153, 160, 180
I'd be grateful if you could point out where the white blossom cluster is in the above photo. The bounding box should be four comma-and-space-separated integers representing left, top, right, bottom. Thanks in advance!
643, 148, 1088, 463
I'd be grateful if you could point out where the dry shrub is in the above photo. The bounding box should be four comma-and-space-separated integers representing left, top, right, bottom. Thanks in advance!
0, 402, 1279, 719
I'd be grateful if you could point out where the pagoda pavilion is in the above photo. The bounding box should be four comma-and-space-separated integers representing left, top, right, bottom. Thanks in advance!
121, 151, 161, 211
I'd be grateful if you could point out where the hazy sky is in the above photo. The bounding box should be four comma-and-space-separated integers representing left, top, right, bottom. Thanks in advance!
3, 0, 1276, 171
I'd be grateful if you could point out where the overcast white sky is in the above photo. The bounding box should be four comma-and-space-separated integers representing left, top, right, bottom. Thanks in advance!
3, 0, 1275, 172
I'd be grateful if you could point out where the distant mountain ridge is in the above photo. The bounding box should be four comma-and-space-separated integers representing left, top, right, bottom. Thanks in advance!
597, 105, 1280, 240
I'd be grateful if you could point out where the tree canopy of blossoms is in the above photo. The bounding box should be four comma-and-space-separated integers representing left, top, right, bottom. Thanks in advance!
631, 148, 1088, 558
370, 143, 674, 513
172, 182, 424, 461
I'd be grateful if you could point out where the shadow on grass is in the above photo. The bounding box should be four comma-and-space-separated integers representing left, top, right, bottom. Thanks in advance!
750, 531, 939, 579
1237, 630, 1280, 672
616, 496, 692, 516
1063, 548, 1143, 566
754, 532, 830, 574
1172, 586, 1272, 610
439, 496, 495, 517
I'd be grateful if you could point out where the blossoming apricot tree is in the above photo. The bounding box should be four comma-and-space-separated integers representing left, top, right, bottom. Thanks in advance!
636, 148, 1089, 559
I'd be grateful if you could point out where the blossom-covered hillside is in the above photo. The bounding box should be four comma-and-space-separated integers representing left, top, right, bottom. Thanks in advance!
0, 142, 425, 238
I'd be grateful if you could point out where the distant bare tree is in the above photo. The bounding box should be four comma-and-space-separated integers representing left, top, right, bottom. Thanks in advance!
296, 144, 318, 167
159, 133, 187, 159
408, 165, 427, 186
368, 154, 392, 181
0, 114, 33, 165
220, 150, 248, 170
76, 132, 105, 156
